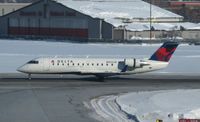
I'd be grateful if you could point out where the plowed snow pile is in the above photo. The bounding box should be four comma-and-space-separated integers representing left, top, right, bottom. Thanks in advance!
91, 89, 200, 122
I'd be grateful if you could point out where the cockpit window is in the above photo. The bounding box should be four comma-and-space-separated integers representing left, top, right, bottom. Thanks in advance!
27, 60, 39, 64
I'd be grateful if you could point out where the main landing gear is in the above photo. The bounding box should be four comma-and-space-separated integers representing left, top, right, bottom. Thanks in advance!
96, 75, 105, 82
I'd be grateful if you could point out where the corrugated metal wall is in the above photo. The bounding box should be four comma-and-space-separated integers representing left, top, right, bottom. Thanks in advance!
8, 18, 89, 38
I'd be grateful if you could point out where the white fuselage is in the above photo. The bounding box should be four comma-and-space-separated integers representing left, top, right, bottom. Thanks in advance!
17, 57, 169, 76
17, 42, 178, 78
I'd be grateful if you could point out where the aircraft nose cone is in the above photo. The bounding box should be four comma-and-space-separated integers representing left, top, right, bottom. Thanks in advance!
17, 66, 28, 73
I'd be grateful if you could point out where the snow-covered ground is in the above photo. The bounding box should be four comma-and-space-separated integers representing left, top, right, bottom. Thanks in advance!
90, 95, 131, 122
0, 39, 200, 73
1, 39, 200, 122
90, 89, 200, 122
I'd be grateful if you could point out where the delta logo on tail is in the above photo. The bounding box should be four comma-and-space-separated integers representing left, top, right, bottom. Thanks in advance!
149, 42, 179, 62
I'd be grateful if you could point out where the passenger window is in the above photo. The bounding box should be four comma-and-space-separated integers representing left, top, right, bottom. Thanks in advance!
82, 63, 84, 66
78, 63, 80, 66
106, 64, 108, 66
111, 64, 114, 66
87, 63, 89, 66
92, 63, 94, 66
57, 60, 60, 65
97, 63, 99, 66
51, 60, 54, 65
61, 60, 64, 65
101, 63, 103, 66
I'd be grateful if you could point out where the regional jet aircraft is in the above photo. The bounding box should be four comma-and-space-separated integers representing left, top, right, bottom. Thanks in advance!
17, 42, 179, 80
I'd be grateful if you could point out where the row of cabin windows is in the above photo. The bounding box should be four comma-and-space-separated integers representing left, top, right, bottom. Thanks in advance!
51, 60, 114, 66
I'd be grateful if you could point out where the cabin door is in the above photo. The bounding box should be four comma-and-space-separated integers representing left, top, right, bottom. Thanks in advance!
43, 59, 50, 72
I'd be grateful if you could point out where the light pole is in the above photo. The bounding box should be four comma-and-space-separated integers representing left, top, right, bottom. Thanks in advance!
150, 0, 152, 42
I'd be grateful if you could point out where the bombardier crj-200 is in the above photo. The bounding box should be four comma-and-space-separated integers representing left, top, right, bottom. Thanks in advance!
17, 42, 179, 80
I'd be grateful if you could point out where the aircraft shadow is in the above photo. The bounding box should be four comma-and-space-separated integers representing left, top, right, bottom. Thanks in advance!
1, 76, 200, 83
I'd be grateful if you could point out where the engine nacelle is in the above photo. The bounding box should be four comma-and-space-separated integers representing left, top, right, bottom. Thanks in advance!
124, 58, 142, 68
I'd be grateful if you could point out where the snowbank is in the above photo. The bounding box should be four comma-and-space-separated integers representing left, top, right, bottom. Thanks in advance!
90, 89, 200, 122
117, 90, 200, 122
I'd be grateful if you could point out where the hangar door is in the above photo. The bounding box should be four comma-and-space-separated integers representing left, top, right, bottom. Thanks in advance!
8, 18, 88, 38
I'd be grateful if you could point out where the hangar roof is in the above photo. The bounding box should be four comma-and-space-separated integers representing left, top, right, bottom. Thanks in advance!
54, 0, 189, 30
125, 22, 200, 31
37, 0, 198, 31
57, 0, 182, 19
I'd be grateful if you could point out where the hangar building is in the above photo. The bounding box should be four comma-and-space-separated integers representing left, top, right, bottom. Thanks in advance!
0, 0, 192, 41
0, 0, 113, 40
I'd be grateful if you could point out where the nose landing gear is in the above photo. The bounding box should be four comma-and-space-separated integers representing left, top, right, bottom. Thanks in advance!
28, 74, 32, 80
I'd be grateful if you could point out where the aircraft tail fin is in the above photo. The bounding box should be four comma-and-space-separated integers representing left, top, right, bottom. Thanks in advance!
149, 41, 179, 62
